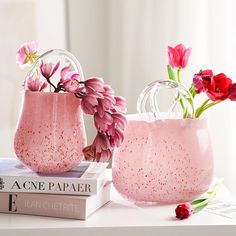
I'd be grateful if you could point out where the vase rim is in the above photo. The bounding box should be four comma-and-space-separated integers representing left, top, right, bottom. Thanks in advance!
24, 90, 76, 96
126, 112, 207, 121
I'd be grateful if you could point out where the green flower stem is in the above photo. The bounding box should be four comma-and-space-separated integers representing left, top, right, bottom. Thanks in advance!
189, 84, 197, 98
176, 68, 186, 115
177, 68, 181, 83
179, 97, 185, 111
195, 99, 221, 118
192, 179, 223, 211
195, 99, 210, 118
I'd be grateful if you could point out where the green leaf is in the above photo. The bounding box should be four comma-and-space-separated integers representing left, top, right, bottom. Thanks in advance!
191, 198, 208, 205
194, 202, 208, 213
167, 65, 176, 81
189, 85, 197, 98
207, 191, 213, 195
183, 107, 189, 118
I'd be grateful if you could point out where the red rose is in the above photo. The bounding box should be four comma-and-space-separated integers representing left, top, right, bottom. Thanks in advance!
228, 83, 236, 101
175, 202, 193, 220
193, 70, 213, 93
168, 44, 191, 69
206, 73, 232, 101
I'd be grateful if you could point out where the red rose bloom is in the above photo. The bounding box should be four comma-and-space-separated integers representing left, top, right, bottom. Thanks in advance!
206, 73, 232, 101
175, 202, 193, 220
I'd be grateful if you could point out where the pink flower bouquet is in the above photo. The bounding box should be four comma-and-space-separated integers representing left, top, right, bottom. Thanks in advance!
16, 42, 127, 162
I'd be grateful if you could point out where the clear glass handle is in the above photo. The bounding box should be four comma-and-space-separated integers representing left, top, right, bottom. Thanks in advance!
26, 49, 84, 82
137, 80, 193, 118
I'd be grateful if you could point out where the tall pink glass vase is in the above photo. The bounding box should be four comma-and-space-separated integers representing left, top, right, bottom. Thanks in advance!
14, 91, 87, 173
112, 80, 214, 203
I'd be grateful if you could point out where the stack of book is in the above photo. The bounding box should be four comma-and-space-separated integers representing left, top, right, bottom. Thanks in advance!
0, 158, 110, 220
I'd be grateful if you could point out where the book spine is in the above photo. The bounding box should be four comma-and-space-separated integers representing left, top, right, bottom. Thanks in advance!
0, 174, 105, 195
0, 181, 111, 220
0, 192, 87, 220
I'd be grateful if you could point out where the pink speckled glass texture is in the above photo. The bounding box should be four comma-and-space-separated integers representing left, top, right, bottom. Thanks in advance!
112, 114, 214, 203
14, 91, 87, 173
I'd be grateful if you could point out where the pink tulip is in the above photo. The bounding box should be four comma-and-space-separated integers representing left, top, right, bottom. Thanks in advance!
168, 44, 191, 69
26, 74, 47, 92
85, 77, 105, 92
40, 60, 60, 79
16, 42, 39, 66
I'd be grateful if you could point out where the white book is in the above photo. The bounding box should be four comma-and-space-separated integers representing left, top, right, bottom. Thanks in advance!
0, 181, 111, 220
0, 158, 108, 195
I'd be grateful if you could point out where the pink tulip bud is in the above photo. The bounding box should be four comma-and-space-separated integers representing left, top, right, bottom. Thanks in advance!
175, 202, 193, 220
168, 44, 191, 69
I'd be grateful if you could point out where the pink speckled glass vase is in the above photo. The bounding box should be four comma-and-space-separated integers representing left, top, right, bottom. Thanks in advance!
112, 80, 214, 203
14, 49, 87, 173
14, 91, 86, 173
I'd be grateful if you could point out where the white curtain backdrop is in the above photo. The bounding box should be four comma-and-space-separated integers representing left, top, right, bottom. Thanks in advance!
68, 0, 236, 194
0, 0, 235, 195
0, 0, 67, 156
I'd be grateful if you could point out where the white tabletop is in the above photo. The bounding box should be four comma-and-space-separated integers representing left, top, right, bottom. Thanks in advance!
0, 171, 236, 236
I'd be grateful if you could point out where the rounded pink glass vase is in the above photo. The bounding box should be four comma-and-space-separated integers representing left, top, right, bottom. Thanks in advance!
14, 49, 87, 173
112, 81, 214, 203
